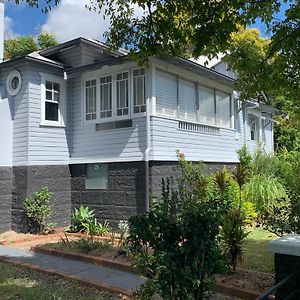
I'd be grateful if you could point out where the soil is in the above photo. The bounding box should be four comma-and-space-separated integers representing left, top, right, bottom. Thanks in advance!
215, 268, 274, 294
89, 248, 133, 265
0, 230, 36, 242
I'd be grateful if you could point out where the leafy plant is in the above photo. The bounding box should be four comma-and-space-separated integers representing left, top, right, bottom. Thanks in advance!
128, 153, 227, 300
118, 220, 129, 247
96, 220, 110, 236
23, 187, 56, 234
220, 208, 250, 272
66, 206, 95, 233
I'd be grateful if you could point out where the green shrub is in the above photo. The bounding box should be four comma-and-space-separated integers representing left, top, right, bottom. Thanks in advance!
220, 208, 250, 272
23, 187, 56, 234
128, 153, 227, 300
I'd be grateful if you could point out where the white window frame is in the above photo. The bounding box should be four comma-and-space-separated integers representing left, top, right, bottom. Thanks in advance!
83, 67, 147, 124
248, 111, 261, 141
132, 68, 146, 116
40, 73, 66, 127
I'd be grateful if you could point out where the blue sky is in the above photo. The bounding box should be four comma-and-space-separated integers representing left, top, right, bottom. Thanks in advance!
4, 0, 292, 42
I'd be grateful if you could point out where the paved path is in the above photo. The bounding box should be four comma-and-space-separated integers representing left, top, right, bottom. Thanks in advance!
0, 245, 145, 294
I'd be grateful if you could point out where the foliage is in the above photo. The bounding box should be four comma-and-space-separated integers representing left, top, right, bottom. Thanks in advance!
118, 220, 129, 247
4, 32, 58, 60
67, 205, 95, 233
23, 187, 56, 234
128, 154, 227, 300
220, 208, 250, 272
71, 238, 110, 253
83, 219, 110, 240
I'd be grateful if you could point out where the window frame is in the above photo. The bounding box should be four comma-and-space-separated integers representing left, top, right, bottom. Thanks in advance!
248, 113, 260, 141
86, 163, 108, 190
83, 67, 146, 125
132, 68, 146, 116
40, 73, 66, 127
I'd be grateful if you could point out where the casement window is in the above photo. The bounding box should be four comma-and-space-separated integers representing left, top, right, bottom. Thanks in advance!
41, 74, 65, 126
84, 68, 146, 123
99, 75, 113, 119
85, 79, 97, 121
86, 163, 108, 189
198, 85, 215, 125
249, 114, 259, 141
133, 68, 146, 113
178, 79, 197, 121
216, 91, 231, 128
156, 70, 177, 118
116, 72, 129, 116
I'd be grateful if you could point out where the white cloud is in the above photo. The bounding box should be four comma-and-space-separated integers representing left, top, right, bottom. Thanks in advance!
42, 0, 145, 43
4, 16, 18, 40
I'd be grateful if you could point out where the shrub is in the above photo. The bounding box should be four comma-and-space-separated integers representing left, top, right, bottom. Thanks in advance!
220, 208, 249, 272
23, 187, 56, 234
128, 154, 227, 299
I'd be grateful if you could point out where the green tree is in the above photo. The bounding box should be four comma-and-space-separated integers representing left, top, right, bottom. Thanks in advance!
4, 32, 58, 60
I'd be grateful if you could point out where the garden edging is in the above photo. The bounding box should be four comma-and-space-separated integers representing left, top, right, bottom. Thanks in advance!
31, 245, 135, 274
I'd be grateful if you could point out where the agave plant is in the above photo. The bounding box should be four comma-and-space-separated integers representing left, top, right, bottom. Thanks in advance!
66, 205, 95, 233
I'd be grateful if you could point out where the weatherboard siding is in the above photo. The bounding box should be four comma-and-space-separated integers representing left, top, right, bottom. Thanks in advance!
27, 67, 70, 165
69, 75, 147, 163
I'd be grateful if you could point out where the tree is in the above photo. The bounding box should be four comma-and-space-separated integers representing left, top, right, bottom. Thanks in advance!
4, 32, 58, 60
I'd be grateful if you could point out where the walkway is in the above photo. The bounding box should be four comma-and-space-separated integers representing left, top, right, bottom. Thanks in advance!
0, 245, 145, 295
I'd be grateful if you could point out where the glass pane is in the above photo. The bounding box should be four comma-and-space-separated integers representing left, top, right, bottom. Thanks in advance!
53, 83, 60, 92
53, 92, 59, 102
178, 79, 197, 121
46, 81, 52, 90
86, 164, 108, 189
45, 102, 58, 121
199, 86, 215, 125
216, 91, 230, 128
46, 90, 52, 100
117, 80, 128, 109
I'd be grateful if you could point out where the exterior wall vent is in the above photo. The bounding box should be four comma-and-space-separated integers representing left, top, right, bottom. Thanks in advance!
178, 120, 220, 135
96, 119, 133, 131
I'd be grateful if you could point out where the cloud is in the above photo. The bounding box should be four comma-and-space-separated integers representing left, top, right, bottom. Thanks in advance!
4, 16, 18, 40
42, 0, 145, 43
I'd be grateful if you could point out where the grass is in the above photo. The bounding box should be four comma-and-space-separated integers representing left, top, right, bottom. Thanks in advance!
240, 227, 277, 273
0, 261, 124, 300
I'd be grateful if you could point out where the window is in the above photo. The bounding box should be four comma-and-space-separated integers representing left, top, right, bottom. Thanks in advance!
216, 91, 231, 128
198, 85, 215, 125
156, 70, 177, 118
41, 74, 65, 126
85, 80, 97, 121
86, 163, 108, 189
116, 72, 129, 116
133, 68, 146, 113
249, 114, 259, 141
178, 79, 197, 121
7, 70, 22, 96
100, 75, 112, 119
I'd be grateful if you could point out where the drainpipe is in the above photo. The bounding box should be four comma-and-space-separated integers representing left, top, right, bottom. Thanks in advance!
145, 96, 150, 213
0, 0, 4, 63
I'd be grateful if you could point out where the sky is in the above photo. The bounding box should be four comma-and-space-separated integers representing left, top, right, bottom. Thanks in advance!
4, 0, 292, 42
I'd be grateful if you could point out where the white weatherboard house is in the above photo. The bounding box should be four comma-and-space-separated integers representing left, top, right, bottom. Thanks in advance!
0, 12, 278, 232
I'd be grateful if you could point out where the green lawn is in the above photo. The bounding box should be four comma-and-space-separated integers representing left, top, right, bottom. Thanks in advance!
0, 261, 123, 300
240, 227, 277, 273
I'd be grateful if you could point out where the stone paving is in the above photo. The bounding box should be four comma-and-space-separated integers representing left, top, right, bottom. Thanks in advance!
0, 245, 144, 292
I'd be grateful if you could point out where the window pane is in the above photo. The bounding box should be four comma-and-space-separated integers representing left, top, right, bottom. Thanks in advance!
116, 72, 129, 116
53, 83, 60, 92
46, 90, 52, 100
45, 102, 59, 121
156, 70, 177, 117
46, 81, 52, 90
216, 91, 231, 128
178, 79, 197, 121
199, 86, 215, 125
86, 164, 108, 189
86, 80, 96, 120
100, 76, 112, 118
53, 92, 59, 102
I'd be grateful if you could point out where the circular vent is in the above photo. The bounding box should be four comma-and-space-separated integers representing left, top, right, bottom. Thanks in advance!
7, 70, 22, 96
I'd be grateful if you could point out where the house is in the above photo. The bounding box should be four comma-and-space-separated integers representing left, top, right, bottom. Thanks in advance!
0, 20, 278, 233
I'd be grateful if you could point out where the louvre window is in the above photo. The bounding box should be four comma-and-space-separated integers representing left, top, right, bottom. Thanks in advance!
178, 79, 197, 121
198, 85, 215, 125
216, 90, 231, 128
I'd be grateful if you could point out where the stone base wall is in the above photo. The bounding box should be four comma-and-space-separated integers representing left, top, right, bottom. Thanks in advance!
149, 161, 236, 199
274, 253, 300, 300
12, 165, 71, 232
0, 167, 12, 232
70, 162, 146, 228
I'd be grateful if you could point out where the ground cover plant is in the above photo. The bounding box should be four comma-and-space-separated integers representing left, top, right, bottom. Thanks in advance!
0, 261, 123, 300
